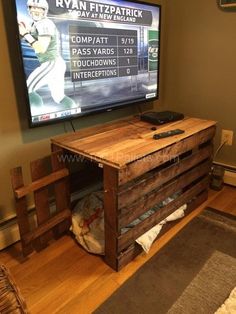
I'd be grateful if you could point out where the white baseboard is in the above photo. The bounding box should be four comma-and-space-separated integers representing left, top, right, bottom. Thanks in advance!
0, 212, 37, 251
213, 161, 236, 187
0, 220, 20, 250
224, 170, 236, 187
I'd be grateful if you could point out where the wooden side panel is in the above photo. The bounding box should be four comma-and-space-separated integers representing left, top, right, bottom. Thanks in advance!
22, 209, 71, 245
51, 151, 71, 237
10, 167, 33, 256
118, 126, 215, 185
31, 157, 52, 249
11, 154, 72, 257
117, 190, 208, 270
119, 161, 210, 229
103, 165, 119, 270
14, 169, 69, 198
117, 176, 209, 253
118, 144, 213, 209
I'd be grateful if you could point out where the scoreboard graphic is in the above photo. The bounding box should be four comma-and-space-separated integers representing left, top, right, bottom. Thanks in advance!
70, 26, 138, 81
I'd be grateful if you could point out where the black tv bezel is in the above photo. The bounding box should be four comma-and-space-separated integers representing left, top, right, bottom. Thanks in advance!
10, 0, 161, 128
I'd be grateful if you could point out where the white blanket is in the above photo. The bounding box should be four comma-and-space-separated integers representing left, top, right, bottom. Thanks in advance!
215, 287, 236, 314
71, 191, 187, 255
136, 204, 187, 253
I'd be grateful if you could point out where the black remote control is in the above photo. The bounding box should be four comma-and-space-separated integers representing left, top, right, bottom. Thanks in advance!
153, 129, 185, 140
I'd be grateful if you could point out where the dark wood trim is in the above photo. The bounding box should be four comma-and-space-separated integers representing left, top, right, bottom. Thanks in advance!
103, 165, 119, 270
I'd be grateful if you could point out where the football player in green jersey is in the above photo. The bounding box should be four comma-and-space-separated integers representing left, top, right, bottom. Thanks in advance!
18, 0, 79, 111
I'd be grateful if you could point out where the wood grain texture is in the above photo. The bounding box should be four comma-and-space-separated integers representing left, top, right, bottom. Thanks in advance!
207, 185, 236, 215
14, 168, 69, 199
31, 156, 52, 249
118, 144, 212, 209
103, 165, 119, 270
22, 209, 71, 245
51, 151, 71, 237
100, 119, 214, 165
118, 126, 215, 185
10, 167, 33, 256
117, 177, 209, 252
10, 153, 72, 257
118, 161, 210, 229
117, 190, 208, 270
51, 117, 216, 169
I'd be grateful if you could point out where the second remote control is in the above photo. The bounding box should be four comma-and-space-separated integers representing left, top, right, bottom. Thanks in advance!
153, 129, 185, 140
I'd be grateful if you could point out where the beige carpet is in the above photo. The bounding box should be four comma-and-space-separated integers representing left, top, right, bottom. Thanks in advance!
167, 251, 236, 314
216, 287, 236, 314
94, 208, 236, 314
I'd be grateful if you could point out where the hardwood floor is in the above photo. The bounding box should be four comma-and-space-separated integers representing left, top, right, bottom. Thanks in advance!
0, 185, 235, 313
207, 185, 236, 215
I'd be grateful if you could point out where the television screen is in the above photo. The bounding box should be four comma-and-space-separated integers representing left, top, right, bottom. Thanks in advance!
13, 0, 161, 127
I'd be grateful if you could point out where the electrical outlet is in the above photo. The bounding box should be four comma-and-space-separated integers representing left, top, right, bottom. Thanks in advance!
221, 129, 234, 146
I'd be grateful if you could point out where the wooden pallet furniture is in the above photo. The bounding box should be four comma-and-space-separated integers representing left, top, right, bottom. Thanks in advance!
10, 151, 71, 256
51, 116, 216, 271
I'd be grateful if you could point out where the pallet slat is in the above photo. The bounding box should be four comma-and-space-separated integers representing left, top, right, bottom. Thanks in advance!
22, 209, 71, 245
10, 167, 33, 256
118, 126, 215, 185
51, 118, 216, 169
117, 177, 209, 253
117, 190, 208, 270
31, 157, 52, 249
119, 161, 210, 229
52, 118, 132, 146
51, 151, 71, 237
103, 165, 119, 270
14, 169, 69, 198
101, 118, 209, 162
118, 144, 213, 209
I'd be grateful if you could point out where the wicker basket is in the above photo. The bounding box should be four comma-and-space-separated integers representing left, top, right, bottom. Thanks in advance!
0, 265, 28, 313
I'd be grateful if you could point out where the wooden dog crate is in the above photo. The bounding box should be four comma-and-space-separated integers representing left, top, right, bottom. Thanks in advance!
51, 116, 216, 271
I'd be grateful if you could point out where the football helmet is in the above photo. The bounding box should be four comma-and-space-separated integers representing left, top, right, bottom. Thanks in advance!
27, 0, 49, 19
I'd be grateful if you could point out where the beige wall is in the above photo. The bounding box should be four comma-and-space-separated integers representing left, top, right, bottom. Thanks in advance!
163, 0, 236, 166
0, 0, 164, 223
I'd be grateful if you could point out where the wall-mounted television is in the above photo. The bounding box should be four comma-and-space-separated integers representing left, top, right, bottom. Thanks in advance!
11, 0, 161, 127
